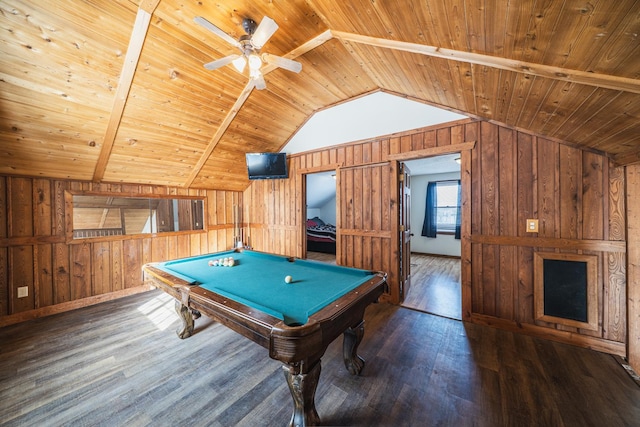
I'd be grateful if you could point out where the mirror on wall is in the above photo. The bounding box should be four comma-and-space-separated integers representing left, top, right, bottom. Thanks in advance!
71, 194, 204, 239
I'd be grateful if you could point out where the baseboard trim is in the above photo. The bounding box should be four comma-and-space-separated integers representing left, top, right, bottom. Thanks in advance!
467, 312, 626, 357
0, 285, 154, 328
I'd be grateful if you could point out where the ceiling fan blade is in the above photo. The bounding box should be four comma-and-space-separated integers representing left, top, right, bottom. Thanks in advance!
204, 54, 240, 70
252, 73, 267, 90
250, 16, 278, 49
261, 53, 302, 73
194, 16, 240, 48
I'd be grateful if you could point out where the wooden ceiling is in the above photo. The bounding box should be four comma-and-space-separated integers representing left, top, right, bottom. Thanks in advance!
2, 0, 639, 191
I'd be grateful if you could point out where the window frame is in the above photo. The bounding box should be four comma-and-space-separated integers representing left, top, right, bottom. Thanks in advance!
433, 180, 460, 235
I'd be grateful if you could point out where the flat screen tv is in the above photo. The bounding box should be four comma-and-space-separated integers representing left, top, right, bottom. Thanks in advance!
246, 152, 288, 180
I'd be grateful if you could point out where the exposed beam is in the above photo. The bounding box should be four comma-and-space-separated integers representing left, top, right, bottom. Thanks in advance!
332, 31, 640, 95
183, 30, 335, 188
93, 1, 160, 182
262, 30, 333, 74
183, 83, 255, 188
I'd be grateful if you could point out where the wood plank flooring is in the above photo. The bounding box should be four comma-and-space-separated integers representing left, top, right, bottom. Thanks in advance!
1, 290, 639, 426
306, 251, 336, 264
402, 253, 462, 320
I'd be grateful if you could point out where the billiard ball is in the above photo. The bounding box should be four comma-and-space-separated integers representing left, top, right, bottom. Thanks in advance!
208, 260, 214, 266
285, 275, 293, 283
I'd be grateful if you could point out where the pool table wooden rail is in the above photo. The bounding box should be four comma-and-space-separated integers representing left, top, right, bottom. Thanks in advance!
143, 264, 386, 362
142, 261, 387, 427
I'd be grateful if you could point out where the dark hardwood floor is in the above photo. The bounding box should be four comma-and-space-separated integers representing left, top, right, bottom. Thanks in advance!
402, 253, 462, 320
1, 290, 639, 426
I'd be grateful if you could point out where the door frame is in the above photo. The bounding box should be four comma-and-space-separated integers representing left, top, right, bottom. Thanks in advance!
388, 142, 474, 311
298, 164, 342, 260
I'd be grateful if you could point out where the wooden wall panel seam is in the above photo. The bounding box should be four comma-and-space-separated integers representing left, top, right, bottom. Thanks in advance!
470, 234, 626, 252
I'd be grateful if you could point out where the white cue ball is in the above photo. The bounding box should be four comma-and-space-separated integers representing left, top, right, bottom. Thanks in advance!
285, 275, 293, 283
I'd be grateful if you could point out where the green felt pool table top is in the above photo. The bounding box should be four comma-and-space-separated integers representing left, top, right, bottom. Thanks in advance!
153, 250, 378, 325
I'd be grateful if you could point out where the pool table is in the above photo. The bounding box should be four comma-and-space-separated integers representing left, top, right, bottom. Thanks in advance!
142, 249, 387, 427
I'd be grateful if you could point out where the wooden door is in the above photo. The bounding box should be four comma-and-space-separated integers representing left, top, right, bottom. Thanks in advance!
399, 163, 412, 301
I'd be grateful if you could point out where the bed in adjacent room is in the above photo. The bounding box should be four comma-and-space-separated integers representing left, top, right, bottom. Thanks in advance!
306, 217, 336, 254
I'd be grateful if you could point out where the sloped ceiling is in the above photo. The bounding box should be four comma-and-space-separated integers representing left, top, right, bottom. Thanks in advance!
1, 0, 639, 191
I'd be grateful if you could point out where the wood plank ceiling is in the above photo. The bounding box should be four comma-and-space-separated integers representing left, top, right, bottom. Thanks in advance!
1, 0, 639, 191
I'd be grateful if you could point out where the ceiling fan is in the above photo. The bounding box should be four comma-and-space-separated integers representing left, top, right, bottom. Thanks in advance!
194, 16, 302, 90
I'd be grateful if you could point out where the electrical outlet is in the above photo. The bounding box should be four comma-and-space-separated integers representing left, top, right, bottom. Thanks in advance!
526, 219, 539, 233
17, 286, 28, 298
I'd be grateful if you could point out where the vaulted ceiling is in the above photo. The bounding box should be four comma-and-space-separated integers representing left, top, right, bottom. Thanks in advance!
2, 0, 639, 191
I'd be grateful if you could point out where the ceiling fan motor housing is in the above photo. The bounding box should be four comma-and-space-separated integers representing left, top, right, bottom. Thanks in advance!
242, 18, 257, 35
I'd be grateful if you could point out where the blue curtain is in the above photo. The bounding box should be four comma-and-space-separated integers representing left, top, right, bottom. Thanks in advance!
455, 179, 462, 239
421, 181, 437, 238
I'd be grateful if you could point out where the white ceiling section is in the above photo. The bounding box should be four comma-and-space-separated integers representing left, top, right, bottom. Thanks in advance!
405, 154, 461, 176
301, 92, 464, 210
302, 92, 465, 212
281, 92, 467, 154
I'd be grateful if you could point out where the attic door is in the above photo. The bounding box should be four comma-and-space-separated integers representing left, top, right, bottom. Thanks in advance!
338, 162, 398, 301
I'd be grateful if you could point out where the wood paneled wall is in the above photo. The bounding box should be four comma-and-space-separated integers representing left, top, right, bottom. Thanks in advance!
0, 177, 241, 326
0, 118, 630, 357
243, 118, 628, 355
338, 162, 397, 300
468, 122, 626, 355
627, 164, 640, 368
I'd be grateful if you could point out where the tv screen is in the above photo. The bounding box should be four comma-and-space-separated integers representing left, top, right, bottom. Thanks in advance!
246, 152, 288, 180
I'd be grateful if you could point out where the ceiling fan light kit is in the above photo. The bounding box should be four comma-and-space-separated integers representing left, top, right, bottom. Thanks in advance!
195, 15, 301, 90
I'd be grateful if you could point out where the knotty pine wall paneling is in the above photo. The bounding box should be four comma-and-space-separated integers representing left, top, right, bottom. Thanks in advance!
0, 176, 241, 326
242, 167, 302, 256
607, 165, 626, 344
243, 118, 629, 356
627, 164, 640, 371
469, 123, 627, 356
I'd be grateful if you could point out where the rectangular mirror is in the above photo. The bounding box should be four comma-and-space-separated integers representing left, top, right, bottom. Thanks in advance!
71, 194, 204, 239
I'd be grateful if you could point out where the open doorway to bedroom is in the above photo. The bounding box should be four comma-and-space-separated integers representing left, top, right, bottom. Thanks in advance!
305, 171, 337, 264
402, 154, 462, 320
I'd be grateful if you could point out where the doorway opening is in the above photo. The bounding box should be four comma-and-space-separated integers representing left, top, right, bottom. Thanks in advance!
401, 154, 462, 320
304, 171, 337, 264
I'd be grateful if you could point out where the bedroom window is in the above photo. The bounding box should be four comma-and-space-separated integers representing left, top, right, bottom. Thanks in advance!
434, 181, 459, 232
421, 180, 461, 238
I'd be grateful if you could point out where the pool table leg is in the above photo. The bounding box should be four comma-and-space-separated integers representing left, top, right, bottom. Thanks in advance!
343, 320, 366, 375
174, 300, 194, 339
283, 360, 321, 427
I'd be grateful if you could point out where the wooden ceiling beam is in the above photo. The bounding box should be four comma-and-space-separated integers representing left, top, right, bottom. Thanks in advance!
183, 83, 255, 188
92, 0, 160, 182
262, 30, 333, 74
182, 25, 640, 188
332, 31, 640, 95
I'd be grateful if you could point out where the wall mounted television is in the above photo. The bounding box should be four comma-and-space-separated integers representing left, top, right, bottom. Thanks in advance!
246, 152, 288, 180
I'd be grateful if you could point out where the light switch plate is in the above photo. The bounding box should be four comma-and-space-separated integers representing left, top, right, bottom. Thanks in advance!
526, 219, 539, 233
17, 286, 28, 298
